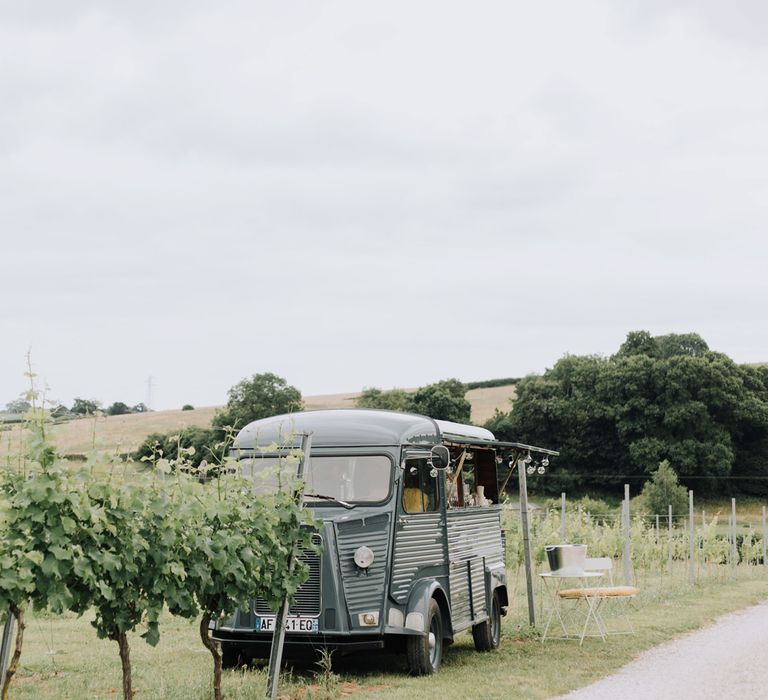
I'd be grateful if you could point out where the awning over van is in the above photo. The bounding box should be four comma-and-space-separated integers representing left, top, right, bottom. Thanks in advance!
437, 433, 560, 457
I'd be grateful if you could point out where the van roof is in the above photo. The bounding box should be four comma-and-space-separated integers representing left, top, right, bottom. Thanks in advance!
232, 409, 494, 449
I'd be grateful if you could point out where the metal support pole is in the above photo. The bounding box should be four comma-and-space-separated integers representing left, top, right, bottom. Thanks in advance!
0, 614, 14, 685
561, 492, 566, 542
728, 514, 732, 566
731, 498, 737, 565
762, 506, 767, 568
688, 490, 695, 585
667, 505, 673, 573
519, 457, 536, 627
266, 434, 313, 700
655, 514, 660, 544
623, 484, 631, 586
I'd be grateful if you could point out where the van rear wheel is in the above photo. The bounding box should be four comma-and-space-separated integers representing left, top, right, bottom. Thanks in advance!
406, 599, 443, 675
472, 591, 501, 651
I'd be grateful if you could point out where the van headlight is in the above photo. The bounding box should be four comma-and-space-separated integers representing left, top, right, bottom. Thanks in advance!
354, 546, 375, 569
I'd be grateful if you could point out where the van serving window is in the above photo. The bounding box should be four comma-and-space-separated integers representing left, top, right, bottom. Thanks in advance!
446, 447, 499, 507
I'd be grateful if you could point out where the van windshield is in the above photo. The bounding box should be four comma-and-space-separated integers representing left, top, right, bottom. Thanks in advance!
239, 454, 392, 504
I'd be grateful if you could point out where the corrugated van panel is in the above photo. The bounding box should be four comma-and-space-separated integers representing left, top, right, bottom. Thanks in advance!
390, 513, 444, 603
336, 514, 390, 617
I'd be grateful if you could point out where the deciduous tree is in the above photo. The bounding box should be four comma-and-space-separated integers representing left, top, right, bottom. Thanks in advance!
410, 379, 471, 423
212, 373, 303, 431
637, 460, 689, 515
489, 332, 768, 495
70, 397, 101, 415
355, 387, 414, 412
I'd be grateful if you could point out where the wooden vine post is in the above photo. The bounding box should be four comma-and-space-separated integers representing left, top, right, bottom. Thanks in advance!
0, 616, 14, 692
266, 433, 313, 700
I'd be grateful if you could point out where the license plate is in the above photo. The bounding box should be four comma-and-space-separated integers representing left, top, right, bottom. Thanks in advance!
254, 616, 319, 633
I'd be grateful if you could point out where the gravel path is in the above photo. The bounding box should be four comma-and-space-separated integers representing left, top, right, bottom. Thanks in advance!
559, 601, 768, 700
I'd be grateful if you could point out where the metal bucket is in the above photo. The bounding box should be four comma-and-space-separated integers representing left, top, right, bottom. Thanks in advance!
545, 544, 587, 575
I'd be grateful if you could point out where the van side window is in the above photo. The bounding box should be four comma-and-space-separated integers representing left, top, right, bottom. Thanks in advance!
446, 448, 499, 507
402, 458, 439, 513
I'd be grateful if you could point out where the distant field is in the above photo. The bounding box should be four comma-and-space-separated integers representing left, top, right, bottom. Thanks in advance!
466, 384, 516, 423
0, 406, 219, 458
0, 385, 516, 458
304, 385, 516, 424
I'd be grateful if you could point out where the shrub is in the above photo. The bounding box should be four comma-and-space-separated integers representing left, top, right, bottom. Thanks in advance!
181, 404, 194, 411
411, 379, 471, 423
50, 404, 71, 420
132, 427, 223, 469
637, 460, 689, 516
70, 397, 101, 415
355, 387, 413, 412
4, 399, 30, 413
465, 378, 519, 390
356, 379, 473, 422
542, 494, 617, 517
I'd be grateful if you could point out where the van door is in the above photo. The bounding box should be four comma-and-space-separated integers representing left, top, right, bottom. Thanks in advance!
445, 447, 503, 632
390, 456, 446, 604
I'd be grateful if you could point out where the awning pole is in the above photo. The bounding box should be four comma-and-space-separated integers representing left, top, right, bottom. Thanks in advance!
518, 454, 536, 627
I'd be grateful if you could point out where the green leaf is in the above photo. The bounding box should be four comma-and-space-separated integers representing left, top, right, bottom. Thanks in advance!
25, 551, 44, 566
50, 545, 72, 561
41, 555, 62, 577
142, 622, 161, 647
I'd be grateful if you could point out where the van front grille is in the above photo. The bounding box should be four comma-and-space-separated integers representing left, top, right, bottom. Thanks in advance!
255, 534, 322, 617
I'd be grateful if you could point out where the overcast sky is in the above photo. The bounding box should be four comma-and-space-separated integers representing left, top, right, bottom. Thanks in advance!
2, 1, 767, 411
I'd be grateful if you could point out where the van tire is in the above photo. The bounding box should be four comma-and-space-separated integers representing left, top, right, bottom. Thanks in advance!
406, 599, 443, 675
472, 591, 501, 651
221, 642, 246, 669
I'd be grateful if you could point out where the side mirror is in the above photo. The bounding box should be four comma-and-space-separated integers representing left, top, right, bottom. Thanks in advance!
429, 445, 451, 470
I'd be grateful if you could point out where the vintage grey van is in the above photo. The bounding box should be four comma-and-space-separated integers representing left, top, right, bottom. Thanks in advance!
213, 409, 548, 674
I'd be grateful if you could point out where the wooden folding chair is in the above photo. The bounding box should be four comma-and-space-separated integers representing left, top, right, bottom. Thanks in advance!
564, 557, 638, 636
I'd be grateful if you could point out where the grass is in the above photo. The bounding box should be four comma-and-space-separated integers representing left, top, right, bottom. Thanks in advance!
10, 567, 767, 700
0, 386, 517, 460
695, 496, 767, 524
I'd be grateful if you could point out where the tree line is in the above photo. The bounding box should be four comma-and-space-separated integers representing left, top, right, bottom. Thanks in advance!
3, 397, 149, 418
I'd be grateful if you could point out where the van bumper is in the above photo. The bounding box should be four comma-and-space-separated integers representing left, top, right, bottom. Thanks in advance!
212, 630, 386, 657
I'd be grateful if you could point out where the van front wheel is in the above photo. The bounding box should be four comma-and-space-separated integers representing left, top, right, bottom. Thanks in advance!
406, 599, 443, 675
472, 591, 501, 651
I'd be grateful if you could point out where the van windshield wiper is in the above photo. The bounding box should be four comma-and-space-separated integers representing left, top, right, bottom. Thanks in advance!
303, 492, 355, 509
